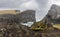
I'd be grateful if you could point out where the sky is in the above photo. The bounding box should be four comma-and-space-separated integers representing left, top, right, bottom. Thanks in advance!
0, 0, 60, 22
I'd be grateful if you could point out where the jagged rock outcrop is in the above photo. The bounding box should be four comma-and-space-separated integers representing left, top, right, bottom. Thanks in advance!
17, 10, 36, 23
48, 4, 60, 19
41, 4, 60, 24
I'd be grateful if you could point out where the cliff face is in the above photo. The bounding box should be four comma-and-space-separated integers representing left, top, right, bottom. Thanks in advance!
48, 4, 60, 19
17, 10, 36, 23
41, 4, 60, 24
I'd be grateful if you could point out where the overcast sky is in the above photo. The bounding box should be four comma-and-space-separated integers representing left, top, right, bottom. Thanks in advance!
0, 0, 60, 22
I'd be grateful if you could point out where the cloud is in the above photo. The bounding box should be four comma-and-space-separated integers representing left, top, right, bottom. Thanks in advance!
20, 0, 50, 22
36, 0, 60, 22
0, 0, 32, 8
0, 0, 51, 22
0, 0, 60, 22
20, 0, 39, 11
35, 0, 50, 21
0, 0, 22, 8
